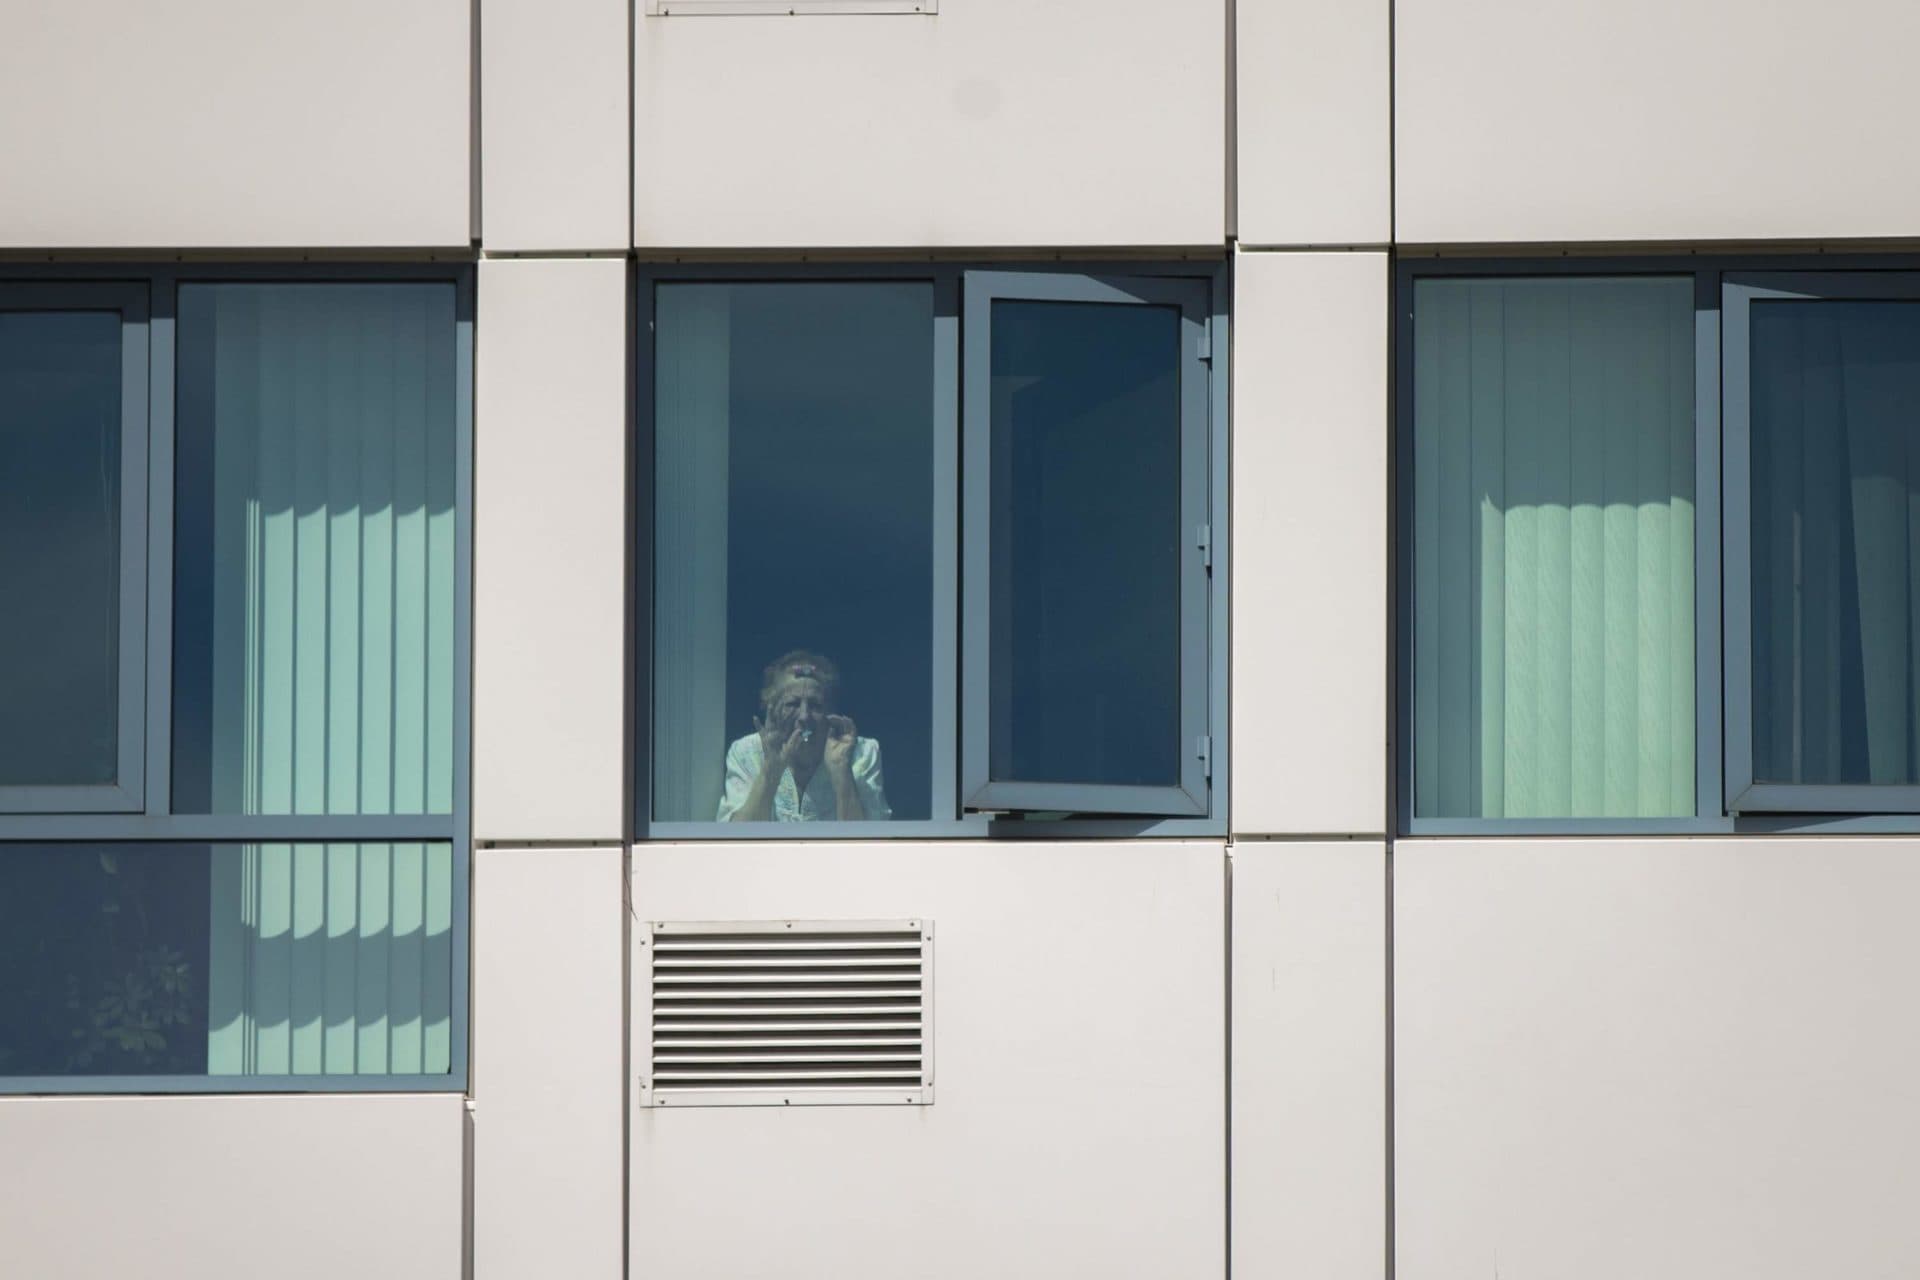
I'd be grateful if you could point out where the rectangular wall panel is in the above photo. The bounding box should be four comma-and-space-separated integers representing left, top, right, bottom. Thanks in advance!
481, 0, 629, 251
0, 0, 470, 249
633, 1, 1224, 248
1232, 841, 1385, 1280
1231, 250, 1387, 836
1396, 0, 1920, 243
631, 840, 1226, 1280
1398, 838, 1920, 1279
473, 259, 628, 842
1236, 0, 1390, 245
0, 1095, 463, 1277
473, 845, 625, 1280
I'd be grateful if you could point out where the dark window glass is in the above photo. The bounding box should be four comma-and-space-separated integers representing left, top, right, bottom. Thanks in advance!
0, 310, 122, 788
0, 842, 454, 1080
987, 299, 1181, 787
652, 283, 935, 824
1750, 299, 1920, 786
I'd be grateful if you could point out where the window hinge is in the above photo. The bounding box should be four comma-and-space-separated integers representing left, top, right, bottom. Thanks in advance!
1197, 735, 1213, 781
1197, 319, 1212, 362
1196, 523, 1213, 573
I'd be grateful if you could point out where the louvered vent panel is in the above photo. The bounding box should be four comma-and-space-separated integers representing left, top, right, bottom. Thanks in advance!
641, 919, 933, 1107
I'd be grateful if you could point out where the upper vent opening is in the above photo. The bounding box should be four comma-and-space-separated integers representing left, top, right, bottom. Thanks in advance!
640, 919, 934, 1108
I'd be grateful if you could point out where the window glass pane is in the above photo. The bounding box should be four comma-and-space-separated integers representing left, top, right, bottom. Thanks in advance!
988, 299, 1181, 788
1749, 299, 1920, 786
172, 284, 458, 816
1412, 277, 1695, 819
0, 310, 122, 788
652, 283, 934, 824
0, 842, 454, 1080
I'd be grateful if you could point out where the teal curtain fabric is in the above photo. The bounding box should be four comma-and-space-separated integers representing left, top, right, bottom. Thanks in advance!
183, 284, 456, 1074
1413, 277, 1695, 819
1750, 300, 1920, 785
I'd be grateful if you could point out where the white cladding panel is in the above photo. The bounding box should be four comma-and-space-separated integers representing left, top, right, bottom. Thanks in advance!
1397, 838, 1920, 1280
1396, 0, 1920, 244
632, 2, 1225, 248
1231, 841, 1385, 1280
0, 0, 470, 249
480, 0, 630, 251
1235, 0, 1390, 245
473, 845, 625, 1280
630, 840, 1225, 1279
1231, 250, 1387, 836
0, 1095, 464, 1278
473, 258, 629, 843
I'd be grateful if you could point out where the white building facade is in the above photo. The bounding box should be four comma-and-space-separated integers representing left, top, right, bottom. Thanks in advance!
3, 1, 1919, 1276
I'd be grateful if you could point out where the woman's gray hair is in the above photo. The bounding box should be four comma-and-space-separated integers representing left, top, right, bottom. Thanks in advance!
759, 649, 840, 711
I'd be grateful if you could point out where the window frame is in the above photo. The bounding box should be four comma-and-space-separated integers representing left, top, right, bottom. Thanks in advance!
0, 282, 151, 814
0, 262, 474, 1095
1723, 269, 1920, 815
1397, 252, 1920, 837
960, 270, 1213, 818
633, 259, 1229, 841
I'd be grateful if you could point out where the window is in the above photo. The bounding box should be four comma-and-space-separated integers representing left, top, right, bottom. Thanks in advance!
964, 273, 1213, 816
0, 286, 148, 812
0, 269, 470, 1091
1402, 259, 1920, 830
1726, 273, 1920, 813
641, 266, 1224, 836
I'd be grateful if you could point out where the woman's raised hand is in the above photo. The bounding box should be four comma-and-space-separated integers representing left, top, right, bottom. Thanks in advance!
822, 714, 858, 778
753, 712, 803, 770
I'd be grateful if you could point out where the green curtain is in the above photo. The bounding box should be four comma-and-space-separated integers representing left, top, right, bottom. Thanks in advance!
1413, 277, 1695, 819
1750, 300, 1920, 785
190, 284, 455, 1074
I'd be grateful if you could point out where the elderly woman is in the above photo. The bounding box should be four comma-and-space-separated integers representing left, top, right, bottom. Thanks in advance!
717, 650, 891, 822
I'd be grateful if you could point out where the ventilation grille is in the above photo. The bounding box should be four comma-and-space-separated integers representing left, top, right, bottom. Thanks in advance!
640, 919, 933, 1107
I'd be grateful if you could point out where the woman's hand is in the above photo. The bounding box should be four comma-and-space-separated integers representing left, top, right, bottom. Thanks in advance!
822, 714, 858, 780
754, 712, 803, 773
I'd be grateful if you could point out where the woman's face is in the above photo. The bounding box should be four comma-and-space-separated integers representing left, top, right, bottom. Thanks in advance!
769, 676, 831, 760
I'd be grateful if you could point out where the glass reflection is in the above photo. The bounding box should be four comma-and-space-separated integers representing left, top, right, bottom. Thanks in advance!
0, 842, 453, 1080
988, 299, 1181, 788
1751, 299, 1920, 786
0, 310, 122, 788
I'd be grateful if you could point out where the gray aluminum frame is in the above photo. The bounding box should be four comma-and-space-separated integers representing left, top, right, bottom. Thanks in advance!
0, 283, 151, 814
0, 262, 474, 1094
1396, 251, 1920, 837
634, 260, 1229, 840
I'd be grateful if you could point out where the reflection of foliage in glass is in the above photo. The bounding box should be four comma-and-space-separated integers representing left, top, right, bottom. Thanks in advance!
0, 848, 206, 1077
65, 944, 194, 1071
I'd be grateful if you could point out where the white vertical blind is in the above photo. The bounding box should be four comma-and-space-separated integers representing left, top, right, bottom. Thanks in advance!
201, 284, 455, 817
192, 284, 455, 1075
1414, 277, 1695, 819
